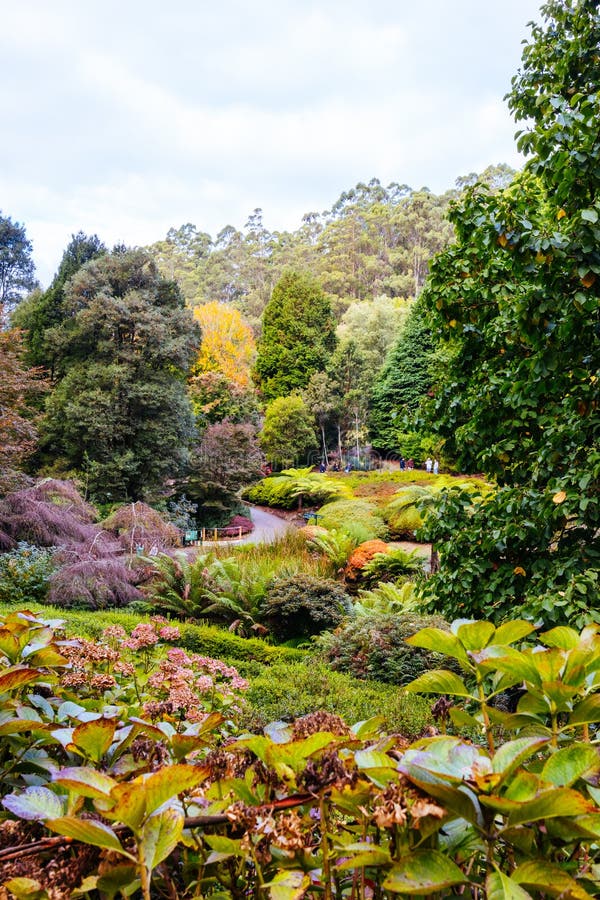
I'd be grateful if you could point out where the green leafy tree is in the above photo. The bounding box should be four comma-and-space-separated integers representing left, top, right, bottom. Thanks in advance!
12, 232, 106, 373
420, 0, 600, 621
0, 213, 37, 312
259, 394, 318, 469
369, 298, 434, 452
39, 249, 200, 502
253, 271, 337, 401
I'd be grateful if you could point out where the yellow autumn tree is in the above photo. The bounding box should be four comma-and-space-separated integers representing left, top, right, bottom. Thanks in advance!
192, 302, 255, 390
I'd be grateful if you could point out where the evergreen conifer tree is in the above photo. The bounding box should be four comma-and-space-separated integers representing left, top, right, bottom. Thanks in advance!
254, 271, 337, 401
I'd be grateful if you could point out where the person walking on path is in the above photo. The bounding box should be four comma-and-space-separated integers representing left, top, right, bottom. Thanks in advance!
433, 459, 439, 475
425, 457, 432, 473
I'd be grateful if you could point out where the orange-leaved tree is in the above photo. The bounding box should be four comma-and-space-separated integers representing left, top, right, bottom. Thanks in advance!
192, 301, 255, 391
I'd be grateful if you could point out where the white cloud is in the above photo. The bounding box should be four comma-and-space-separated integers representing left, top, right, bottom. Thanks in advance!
1, 0, 543, 284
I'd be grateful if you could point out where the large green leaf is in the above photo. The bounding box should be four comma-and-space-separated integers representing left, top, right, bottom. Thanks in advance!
567, 695, 600, 727
275, 733, 340, 771
383, 850, 466, 894
494, 621, 536, 646
336, 842, 391, 869
541, 626, 580, 649
72, 718, 117, 763
541, 744, 600, 787
404, 669, 473, 698
262, 870, 310, 900
141, 763, 209, 818
53, 767, 117, 799
486, 871, 533, 900
0, 718, 47, 735
106, 783, 147, 831
513, 860, 594, 899
3, 878, 47, 900
2, 786, 64, 821
354, 749, 396, 770
139, 807, 183, 871
477, 647, 542, 685
492, 737, 549, 780
405, 628, 469, 663
456, 620, 496, 651
507, 788, 594, 826
46, 816, 134, 859
0, 667, 43, 693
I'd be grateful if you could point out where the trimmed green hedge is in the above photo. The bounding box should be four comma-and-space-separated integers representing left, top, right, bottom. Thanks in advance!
238, 658, 432, 737
0, 602, 304, 665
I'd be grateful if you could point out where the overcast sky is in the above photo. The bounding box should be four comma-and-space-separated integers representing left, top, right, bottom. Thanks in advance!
2, 0, 544, 286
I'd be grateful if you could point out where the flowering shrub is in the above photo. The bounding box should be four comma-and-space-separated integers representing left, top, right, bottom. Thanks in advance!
2, 611, 600, 899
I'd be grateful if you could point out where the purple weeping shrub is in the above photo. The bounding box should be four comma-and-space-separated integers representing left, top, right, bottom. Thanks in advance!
0, 479, 147, 610
103, 502, 181, 553
48, 554, 143, 609
0, 480, 100, 548
0, 530, 16, 552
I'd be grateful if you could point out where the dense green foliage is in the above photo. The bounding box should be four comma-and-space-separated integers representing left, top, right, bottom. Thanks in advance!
317, 611, 452, 684
262, 574, 353, 641
147, 181, 462, 323
258, 395, 318, 468
369, 298, 434, 453
0, 212, 37, 310
3, 609, 600, 898
254, 271, 337, 401
317, 498, 387, 539
240, 658, 431, 735
12, 232, 106, 373
0, 543, 55, 604
38, 250, 200, 501
420, 0, 600, 622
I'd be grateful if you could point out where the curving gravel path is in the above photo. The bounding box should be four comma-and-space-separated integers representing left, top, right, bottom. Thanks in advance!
236, 506, 292, 545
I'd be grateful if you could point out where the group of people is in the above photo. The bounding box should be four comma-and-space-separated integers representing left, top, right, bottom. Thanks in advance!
425, 457, 439, 474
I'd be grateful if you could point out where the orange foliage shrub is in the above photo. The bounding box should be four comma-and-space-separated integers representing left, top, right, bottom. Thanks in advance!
345, 539, 390, 582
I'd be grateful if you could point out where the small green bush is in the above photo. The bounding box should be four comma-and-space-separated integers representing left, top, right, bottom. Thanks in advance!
239, 659, 432, 737
317, 611, 453, 685
262, 574, 353, 642
387, 505, 424, 536
318, 499, 387, 540
0, 543, 57, 605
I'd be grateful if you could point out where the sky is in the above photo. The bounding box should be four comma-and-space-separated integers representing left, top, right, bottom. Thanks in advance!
2, 0, 544, 286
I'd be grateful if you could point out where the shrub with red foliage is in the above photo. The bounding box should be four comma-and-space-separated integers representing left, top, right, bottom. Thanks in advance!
0, 479, 147, 610
220, 515, 254, 538
103, 501, 181, 553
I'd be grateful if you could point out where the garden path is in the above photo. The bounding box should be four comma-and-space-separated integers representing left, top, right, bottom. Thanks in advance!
237, 506, 292, 544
